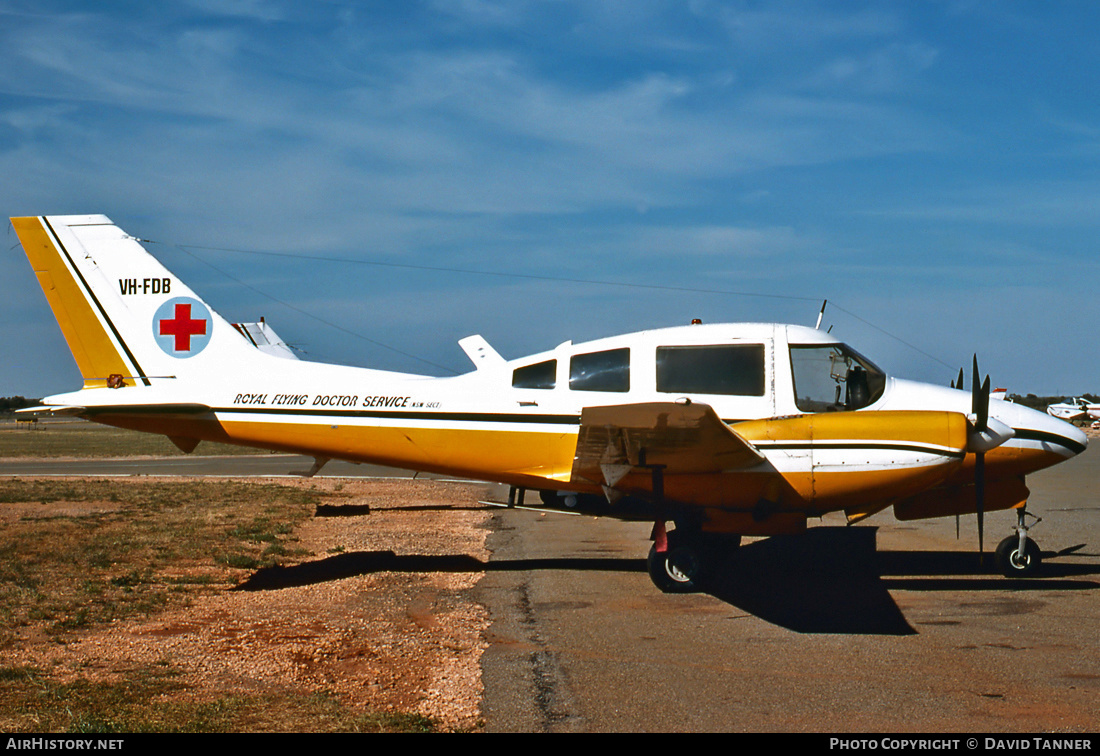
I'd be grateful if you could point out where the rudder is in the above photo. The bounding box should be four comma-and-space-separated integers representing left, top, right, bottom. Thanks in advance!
12, 216, 139, 389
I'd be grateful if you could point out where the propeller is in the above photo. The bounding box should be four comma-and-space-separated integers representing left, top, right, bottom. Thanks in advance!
972, 356, 989, 557
950, 366, 964, 536
966, 356, 1015, 561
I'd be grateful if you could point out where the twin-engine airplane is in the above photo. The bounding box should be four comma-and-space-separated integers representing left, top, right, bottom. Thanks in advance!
11, 215, 1088, 592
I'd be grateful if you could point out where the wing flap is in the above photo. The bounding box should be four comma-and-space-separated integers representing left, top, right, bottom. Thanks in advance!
570, 402, 764, 487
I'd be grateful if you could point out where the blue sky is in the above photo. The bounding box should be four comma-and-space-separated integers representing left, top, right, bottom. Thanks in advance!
2, 1, 1098, 398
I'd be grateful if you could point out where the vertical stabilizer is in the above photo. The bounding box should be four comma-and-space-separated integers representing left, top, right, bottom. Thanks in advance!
11, 215, 261, 391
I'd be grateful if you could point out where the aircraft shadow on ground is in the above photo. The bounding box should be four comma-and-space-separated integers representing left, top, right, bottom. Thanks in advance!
703, 527, 917, 635
237, 527, 1097, 636
237, 551, 640, 592
701, 527, 1099, 634
704, 530, 1100, 633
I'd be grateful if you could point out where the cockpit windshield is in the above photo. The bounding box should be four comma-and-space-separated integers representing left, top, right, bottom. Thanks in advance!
790, 344, 886, 412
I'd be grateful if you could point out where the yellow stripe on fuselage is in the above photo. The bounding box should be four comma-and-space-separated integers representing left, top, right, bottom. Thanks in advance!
948, 441, 1072, 481
224, 418, 583, 485
732, 409, 970, 451
92, 408, 583, 486
12, 217, 130, 389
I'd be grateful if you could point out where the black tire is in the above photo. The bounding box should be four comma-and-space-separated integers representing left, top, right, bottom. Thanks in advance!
995, 535, 1041, 578
647, 542, 703, 593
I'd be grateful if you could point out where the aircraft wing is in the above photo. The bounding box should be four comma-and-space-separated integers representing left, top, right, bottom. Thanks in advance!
570, 401, 764, 488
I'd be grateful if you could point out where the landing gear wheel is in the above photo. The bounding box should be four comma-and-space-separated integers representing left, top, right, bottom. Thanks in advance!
647, 542, 704, 593
995, 535, 1041, 578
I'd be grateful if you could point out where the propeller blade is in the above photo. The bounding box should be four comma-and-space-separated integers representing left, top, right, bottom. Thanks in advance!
953, 368, 964, 391
970, 354, 990, 564
975, 451, 985, 560
970, 356, 991, 430
971, 357, 978, 417
978, 375, 990, 432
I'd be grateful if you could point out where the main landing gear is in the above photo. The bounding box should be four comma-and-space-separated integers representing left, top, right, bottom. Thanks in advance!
646, 505, 1046, 591
993, 507, 1042, 577
647, 521, 740, 593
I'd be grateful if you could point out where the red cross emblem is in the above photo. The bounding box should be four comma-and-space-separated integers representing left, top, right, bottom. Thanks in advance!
158, 303, 208, 351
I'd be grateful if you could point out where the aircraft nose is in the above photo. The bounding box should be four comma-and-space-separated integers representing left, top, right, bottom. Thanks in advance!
999, 402, 1088, 459
882, 379, 1088, 461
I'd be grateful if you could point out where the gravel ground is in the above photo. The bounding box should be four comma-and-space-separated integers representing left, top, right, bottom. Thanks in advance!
2, 477, 493, 732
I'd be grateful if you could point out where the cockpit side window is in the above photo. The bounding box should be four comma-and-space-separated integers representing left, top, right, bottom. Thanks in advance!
790, 344, 886, 412
656, 344, 765, 396
570, 348, 630, 392
512, 359, 556, 389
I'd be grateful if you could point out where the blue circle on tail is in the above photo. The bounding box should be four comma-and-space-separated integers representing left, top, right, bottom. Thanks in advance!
153, 297, 212, 358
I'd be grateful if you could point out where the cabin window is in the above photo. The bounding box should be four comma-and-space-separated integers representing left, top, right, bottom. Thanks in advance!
790, 344, 886, 412
656, 344, 765, 396
512, 359, 557, 389
570, 348, 630, 392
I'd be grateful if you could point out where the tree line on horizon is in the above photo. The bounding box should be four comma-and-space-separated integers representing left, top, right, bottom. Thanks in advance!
0, 396, 39, 414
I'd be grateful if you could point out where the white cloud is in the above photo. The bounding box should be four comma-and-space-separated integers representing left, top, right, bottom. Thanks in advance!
183, 0, 288, 22
810, 42, 940, 94
1, 2, 1098, 394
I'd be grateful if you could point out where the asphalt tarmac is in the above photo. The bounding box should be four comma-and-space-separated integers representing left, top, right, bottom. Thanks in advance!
5, 448, 1098, 733
475, 448, 1100, 733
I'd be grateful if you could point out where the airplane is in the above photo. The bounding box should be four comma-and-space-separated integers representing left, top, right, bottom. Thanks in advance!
10, 215, 1089, 593
1046, 397, 1095, 423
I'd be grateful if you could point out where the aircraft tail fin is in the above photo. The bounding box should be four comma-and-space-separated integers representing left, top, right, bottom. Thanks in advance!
11, 215, 263, 391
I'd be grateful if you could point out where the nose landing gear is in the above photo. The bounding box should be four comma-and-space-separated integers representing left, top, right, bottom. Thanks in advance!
994, 508, 1042, 577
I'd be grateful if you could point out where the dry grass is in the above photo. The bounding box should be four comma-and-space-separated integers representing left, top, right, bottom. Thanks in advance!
0, 477, 451, 733
0, 419, 266, 458
0, 478, 318, 642
0, 420, 482, 732
0, 663, 435, 733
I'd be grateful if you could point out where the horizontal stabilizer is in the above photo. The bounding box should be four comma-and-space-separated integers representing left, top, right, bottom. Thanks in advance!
16, 405, 87, 417
21, 402, 212, 418
79, 403, 213, 417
